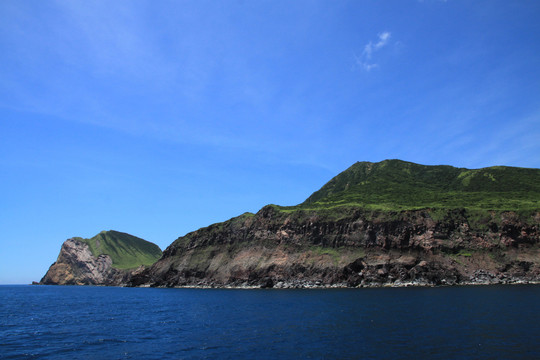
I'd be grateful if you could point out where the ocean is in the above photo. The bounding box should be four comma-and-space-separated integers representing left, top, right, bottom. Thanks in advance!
1, 285, 539, 359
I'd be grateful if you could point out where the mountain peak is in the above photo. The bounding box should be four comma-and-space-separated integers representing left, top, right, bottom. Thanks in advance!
82, 230, 162, 269
301, 160, 540, 211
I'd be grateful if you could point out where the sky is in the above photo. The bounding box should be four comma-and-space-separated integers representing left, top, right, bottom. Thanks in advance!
1, 0, 539, 284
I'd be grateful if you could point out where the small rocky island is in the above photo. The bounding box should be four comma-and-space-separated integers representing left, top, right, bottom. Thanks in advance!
41, 160, 540, 288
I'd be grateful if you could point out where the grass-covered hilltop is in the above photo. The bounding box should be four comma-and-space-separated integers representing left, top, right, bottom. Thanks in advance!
129, 160, 540, 289
298, 159, 540, 211
74, 230, 162, 269
40, 230, 162, 285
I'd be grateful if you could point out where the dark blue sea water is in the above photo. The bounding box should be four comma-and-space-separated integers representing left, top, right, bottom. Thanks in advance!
1, 285, 539, 359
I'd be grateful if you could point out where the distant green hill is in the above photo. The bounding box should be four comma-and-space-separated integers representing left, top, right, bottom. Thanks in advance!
75, 230, 162, 269
297, 159, 540, 211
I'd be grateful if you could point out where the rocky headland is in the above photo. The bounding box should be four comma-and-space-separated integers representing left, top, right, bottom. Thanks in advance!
40, 230, 161, 286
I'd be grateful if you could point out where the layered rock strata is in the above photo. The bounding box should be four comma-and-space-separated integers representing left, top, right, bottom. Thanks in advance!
128, 206, 540, 288
40, 238, 138, 286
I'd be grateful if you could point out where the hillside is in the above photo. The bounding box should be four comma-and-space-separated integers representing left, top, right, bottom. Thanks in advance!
40, 230, 162, 285
129, 160, 540, 288
299, 159, 540, 211
75, 230, 163, 269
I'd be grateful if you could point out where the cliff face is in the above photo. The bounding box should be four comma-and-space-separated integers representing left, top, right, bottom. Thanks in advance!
40, 238, 128, 285
129, 206, 540, 288
40, 231, 161, 286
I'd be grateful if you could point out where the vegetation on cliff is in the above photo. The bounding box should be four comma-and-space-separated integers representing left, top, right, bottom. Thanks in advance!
73, 230, 162, 270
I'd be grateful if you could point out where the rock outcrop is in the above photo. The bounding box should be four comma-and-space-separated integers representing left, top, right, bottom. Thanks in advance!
40, 238, 128, 285
40, 231, 162, 286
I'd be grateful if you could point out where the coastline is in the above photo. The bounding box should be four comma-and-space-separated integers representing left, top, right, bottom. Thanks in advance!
132, 278, 540, 290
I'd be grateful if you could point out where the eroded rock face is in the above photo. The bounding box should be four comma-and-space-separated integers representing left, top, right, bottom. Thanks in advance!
40, 239, 129, 286
129, 207, 540, 288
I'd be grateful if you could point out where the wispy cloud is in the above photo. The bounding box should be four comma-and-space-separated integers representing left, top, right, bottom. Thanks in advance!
356, 31, 392, 71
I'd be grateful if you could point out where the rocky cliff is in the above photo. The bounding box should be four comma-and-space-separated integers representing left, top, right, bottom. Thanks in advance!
40, 238, 128, 285
128, 206, 540, 288
40, 231, 161, 286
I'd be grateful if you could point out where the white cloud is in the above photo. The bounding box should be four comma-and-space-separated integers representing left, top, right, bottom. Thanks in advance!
356, 31, 392, 71
375, 32, 391, 49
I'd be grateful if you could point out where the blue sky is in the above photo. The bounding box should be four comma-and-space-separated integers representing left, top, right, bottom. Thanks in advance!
1, 0, 539, 284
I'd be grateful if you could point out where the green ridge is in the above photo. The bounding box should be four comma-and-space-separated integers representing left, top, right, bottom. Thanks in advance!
77, 230, 162, 269
295, 159, 540, 212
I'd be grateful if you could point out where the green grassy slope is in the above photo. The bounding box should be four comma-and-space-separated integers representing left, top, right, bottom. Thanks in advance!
75, 230, 162, 269
296, 159, 540, 211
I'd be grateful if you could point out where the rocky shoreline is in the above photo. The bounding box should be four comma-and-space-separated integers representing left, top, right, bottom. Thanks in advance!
127, 257, 540, 289
134, 278, 540, 290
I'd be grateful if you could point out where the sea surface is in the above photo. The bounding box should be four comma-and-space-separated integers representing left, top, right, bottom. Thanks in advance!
1, 285, 539, 359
